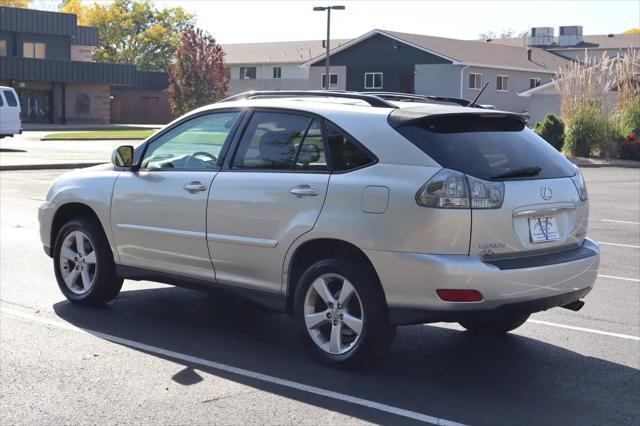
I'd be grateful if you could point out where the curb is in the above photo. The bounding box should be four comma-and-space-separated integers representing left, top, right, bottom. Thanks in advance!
571, 162, 640, 169
40, 137, 146, 141
0, 163, 102, 171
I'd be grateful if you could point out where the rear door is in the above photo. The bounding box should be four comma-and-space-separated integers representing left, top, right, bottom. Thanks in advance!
1, 89, 21, 134
207, 110, 330, 293
393, 113, 585, 257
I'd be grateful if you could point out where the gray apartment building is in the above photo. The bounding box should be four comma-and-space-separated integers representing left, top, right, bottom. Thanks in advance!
224, 27, 638, 123
0, 6, 171, 124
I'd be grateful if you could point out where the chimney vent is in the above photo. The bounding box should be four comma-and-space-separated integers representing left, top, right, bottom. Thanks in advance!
527, 48, 532, 61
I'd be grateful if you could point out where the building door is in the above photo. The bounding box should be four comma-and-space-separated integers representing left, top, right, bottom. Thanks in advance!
18, 90, 52, 123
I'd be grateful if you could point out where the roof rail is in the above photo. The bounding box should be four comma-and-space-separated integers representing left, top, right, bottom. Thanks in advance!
218, 90, 397, 108
364, 91, 486, 108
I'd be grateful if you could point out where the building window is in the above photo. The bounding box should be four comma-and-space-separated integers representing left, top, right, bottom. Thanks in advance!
321, 73, 338, 89
0, 40, 6, 57
364, 72, 383, 89
469, 73, 482, 89
272, 67, 282, 79
75, 93, 91, 114
239, 67, 256, 80
496, 75, 509, 92
23, 42, 45, 59
530, 78, 542, 89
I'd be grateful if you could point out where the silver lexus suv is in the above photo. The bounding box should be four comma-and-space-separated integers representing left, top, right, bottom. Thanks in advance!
39, 91, 600, 367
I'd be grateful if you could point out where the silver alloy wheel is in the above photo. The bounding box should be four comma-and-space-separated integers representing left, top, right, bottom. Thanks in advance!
304, 273, 364, 355
59, 230, 97, 295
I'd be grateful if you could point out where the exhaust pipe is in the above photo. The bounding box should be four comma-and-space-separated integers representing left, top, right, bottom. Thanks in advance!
562, 300, 585, 312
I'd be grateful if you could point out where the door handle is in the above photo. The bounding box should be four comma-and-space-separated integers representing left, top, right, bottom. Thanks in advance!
183, 181, 208, 193
290, 185, 319, 197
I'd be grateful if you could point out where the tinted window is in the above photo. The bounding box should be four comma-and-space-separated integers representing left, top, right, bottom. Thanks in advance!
232, 112, 313, 170
325, 122, 373, 172
3, 90, 18, 107
0, 93, 3, 107
294, 119, 328, 171
142, 112, 240, 170
394, 115, 576, 180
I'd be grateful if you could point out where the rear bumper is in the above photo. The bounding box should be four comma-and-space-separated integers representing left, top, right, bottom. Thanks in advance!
365, 238, 600, 325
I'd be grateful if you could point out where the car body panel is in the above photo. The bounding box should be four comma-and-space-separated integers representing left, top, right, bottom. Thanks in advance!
0, 86, 22, 136
110, 170, 217, 280
207, 171, 329, 294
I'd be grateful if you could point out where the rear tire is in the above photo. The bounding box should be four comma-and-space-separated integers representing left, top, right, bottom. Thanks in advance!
53, 218, 123, 305
294, 258, 395, 368
459, 313, 530, 335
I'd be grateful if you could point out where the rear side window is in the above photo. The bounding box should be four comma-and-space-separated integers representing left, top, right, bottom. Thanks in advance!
0, 93, 4, 107
3, 90, 18, 107
394, 114, 576, 180
325, 122, 374, 172
232, 112, 313, 170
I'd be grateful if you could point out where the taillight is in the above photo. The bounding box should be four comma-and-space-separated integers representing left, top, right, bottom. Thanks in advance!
416, 168, 504, 209
570, 168, 588, 201
19, 112, 23, 122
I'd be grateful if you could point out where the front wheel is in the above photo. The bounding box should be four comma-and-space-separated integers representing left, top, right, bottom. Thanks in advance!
294, 258, 395, 368
459, 313, 530, 335
53, 218, 123, 305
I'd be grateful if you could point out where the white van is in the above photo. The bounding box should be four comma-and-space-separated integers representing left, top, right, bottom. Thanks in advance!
0, 86, 22, 139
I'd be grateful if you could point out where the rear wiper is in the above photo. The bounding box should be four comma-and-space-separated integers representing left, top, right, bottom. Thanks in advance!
490, 166, 541, 180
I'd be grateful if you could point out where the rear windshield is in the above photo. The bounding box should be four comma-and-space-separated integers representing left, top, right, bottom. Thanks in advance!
393, 114, 576, 180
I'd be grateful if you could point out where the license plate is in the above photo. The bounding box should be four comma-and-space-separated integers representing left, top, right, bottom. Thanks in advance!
529, 216, 561, 243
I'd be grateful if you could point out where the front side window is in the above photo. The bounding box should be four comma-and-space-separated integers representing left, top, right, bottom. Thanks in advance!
0, 40, 6, 57
325, 122, 374, 172
530, 78, 541, 89
364, 72, 383, 89
321, 73, 338, 89
232, 112, 316, 170
496, 75, 509, 91
469, 73, 482, 89
272, 67, 282, 79
240, 67, 256, 80
142, 112, 241, 170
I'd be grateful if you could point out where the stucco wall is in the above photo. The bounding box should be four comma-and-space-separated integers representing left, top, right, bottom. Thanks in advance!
526, 93, 561, 126
64, 83, 110, 124
460, 66, 554, 113
228, 63, 311, 95
308, 66, 347, 90
414, 64, 461, 97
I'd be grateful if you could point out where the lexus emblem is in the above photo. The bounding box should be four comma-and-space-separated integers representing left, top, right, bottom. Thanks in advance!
540, 186, 553, 200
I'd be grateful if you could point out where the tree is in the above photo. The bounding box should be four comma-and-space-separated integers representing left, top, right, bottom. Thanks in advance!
59, 0, 88, 25
534, 114, 565, 151
623, 28, 640, 34
0, 0, 30, 7
479, 29, 528, 40
86, 0, 193, 71
167, 27, 229, 117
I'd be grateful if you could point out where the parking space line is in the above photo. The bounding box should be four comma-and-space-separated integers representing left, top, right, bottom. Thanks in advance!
602, 219, 640, 225
528, 319, 640, 341
0, 307, 466, 426
598, 242, 640, 249
599, 274, 640, 283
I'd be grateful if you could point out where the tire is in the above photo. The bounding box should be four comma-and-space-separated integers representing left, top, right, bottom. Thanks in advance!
294, 258, 396, 368
459, 313, 530, 335
53, 218, 123, 305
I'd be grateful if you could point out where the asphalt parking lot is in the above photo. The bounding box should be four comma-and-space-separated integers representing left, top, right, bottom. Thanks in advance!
0, 140, 638, 424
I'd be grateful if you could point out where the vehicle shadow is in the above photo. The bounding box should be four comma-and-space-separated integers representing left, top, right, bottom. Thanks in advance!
53, 284, 640, 425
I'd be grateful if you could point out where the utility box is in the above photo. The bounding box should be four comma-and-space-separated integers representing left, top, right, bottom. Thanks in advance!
559, 26, 583, 46
530, 27, 554, 46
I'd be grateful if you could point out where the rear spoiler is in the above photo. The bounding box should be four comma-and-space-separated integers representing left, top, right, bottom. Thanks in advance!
388, 110, 529, 131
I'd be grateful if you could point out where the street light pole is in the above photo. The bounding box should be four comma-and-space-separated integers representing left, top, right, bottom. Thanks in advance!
313, 5, 345, 90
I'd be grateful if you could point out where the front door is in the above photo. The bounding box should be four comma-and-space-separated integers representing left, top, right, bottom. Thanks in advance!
207, 111, 330, 293
111, 110, 242, 280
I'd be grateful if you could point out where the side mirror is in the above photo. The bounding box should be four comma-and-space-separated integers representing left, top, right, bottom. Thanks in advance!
297, 144, 321, 165
112, 145, 134, 168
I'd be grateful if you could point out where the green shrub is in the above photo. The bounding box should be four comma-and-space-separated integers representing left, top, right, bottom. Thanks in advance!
620, 97, 640, 135
563, 103, 612, 157
534, 114, 565, 151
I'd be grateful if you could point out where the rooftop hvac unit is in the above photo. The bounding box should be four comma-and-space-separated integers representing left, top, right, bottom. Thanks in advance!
529, 27, 554, 46
559, 26, 583, 46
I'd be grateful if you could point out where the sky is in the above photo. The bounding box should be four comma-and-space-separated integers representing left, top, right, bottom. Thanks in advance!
154, 0, 640, 44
